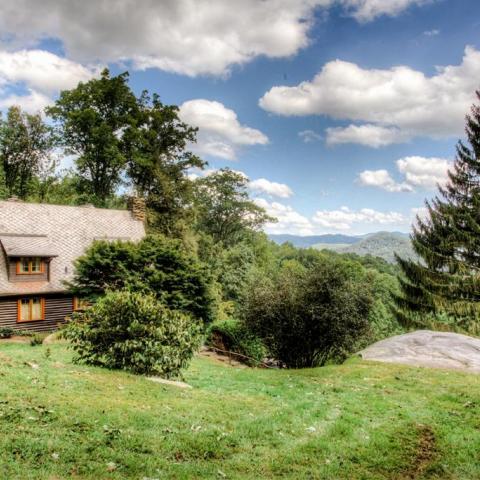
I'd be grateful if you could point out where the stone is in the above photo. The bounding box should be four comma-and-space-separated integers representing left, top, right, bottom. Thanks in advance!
359, 330, 480, 373
146, 376, 192, 389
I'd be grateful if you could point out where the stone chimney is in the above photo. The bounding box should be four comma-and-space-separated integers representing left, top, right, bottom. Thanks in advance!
127, 196, 146, 222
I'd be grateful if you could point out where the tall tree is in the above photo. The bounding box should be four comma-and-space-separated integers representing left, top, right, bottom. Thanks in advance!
46, 69, 140, 206
395, 92, 480, 329
126, 93, 205, 234
0, 106, 56, 199
193, 168, 274, 246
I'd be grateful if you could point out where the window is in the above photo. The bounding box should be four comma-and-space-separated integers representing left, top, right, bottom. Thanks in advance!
73, 297, 90, 311
17, 297, 45, 322
17, 257, 44, 275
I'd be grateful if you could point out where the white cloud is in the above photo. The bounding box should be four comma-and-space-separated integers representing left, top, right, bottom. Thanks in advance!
0, 49, 98, 95
326, 124, 410, 147
341, 0, 432, 22
255, 198, 314, 235
256, 198, 412, 235
0, 49, 98, 112
312, 206, 406, 231
250, 178, 293, 198
358, 156, 451, 193
179, 99, 268, 160
0, 0, 328, 78
260, 46, 480, 144
0, 0, 433, 78
299, 129, 322, 143
357, 169, 413, 192
0, 89, 51, 114
424, 29, 440, 36
396, 156, 451, 189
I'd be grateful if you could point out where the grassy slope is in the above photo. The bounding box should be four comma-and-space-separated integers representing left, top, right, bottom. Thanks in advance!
1, 344, 480, 479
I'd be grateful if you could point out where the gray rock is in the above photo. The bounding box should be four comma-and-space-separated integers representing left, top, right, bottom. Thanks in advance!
359, 330, 480, 373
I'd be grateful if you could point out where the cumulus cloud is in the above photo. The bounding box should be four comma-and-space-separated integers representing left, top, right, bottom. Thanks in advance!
0, 49, 98, 112
357, 169, 413, 192
299, 129, 322, 143
0, 89, 51, 114
0, 49, 98, 94
424, 28, 440, 36
178, 99, 268, 160
250, 179, 293, 198
358, 156, 451, 192
341, 0, 432, 22
312, 206, 406, 231
0, 0, 433, 78
255, 198, 413, 235
326, 124, 410, 147
397, 156, 451, 189
260, 46, 480, 144
255, 198, 314, 235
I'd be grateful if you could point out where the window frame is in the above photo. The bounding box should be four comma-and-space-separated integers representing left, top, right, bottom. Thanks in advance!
16, 257, 45, 275
73, 297, 89, 311
17, 297, 45, 322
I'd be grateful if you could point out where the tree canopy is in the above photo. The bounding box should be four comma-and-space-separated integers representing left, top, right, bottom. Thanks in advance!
193, 168, 273, 246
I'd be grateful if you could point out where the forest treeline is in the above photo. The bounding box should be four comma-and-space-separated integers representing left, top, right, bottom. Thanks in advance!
2, 69, 479, 373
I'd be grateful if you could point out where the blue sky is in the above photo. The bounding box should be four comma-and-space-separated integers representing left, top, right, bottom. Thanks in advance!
0, 0, 479, 235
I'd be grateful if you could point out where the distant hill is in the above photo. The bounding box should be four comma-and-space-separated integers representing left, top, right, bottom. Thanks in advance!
313, 232, 415, 264
268, 233, 360, 248
269, 231, 414, 263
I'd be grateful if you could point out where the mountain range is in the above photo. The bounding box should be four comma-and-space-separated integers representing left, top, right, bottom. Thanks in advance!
269, 231, 414, 264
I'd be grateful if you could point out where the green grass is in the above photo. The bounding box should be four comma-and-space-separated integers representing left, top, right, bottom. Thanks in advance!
1, 343, 480, 479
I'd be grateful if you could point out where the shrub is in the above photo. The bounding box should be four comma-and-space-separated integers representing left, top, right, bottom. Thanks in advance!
241, 257, 373, 368
0, 327, 14, 339
69, 234, 215, 324
206, 319, 266, 366
63, 290, 201, 378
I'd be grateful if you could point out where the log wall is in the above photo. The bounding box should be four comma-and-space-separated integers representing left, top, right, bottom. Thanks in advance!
0, 294, 73, 332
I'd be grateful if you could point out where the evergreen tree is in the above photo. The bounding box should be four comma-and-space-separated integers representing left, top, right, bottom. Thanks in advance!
395, 92, 480, 329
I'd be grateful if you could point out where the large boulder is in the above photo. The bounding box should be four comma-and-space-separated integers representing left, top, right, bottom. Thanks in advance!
359, 330, 480, 373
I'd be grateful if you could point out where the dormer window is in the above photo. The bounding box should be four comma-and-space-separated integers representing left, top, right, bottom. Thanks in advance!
17, 257, 44, 275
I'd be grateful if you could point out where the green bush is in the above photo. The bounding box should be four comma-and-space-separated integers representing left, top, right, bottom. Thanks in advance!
69, 234, 215, 324
63, 290, 201, 378
0, 327, 14, 339
241, 257, 373, 368
206, 319, 266, 366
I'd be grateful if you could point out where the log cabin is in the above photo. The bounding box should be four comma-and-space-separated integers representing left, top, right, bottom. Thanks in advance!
0, 198, 146, 332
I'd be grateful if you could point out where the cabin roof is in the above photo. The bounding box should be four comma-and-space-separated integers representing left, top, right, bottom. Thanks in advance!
0, 235, 59, 257
0, 201, 145, 295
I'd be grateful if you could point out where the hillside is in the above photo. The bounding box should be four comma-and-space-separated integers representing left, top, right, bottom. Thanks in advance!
313, 231, 414, 263
268, 233, 360, 248
1, 342, 480, 479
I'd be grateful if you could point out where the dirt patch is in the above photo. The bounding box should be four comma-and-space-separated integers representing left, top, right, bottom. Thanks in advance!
198, 348, 248, 368
0, 336, 30, 344
401, 424, 437, 479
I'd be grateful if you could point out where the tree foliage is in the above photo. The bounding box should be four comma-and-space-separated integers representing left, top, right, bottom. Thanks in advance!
63, 290, 201, 377
395, 92, 480, 330
127, 93, 205, 234
0, 106, 56, 199
193, 168, 273, 246
46, 69, 139, 206
70, 235, 215, 324
241, 256, 373, 368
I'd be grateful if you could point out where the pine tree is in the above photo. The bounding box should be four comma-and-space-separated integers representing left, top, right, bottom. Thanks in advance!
396, 91, 480, 330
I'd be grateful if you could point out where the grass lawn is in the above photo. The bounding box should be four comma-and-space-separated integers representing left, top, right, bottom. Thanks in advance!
0, 342, 479, 479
